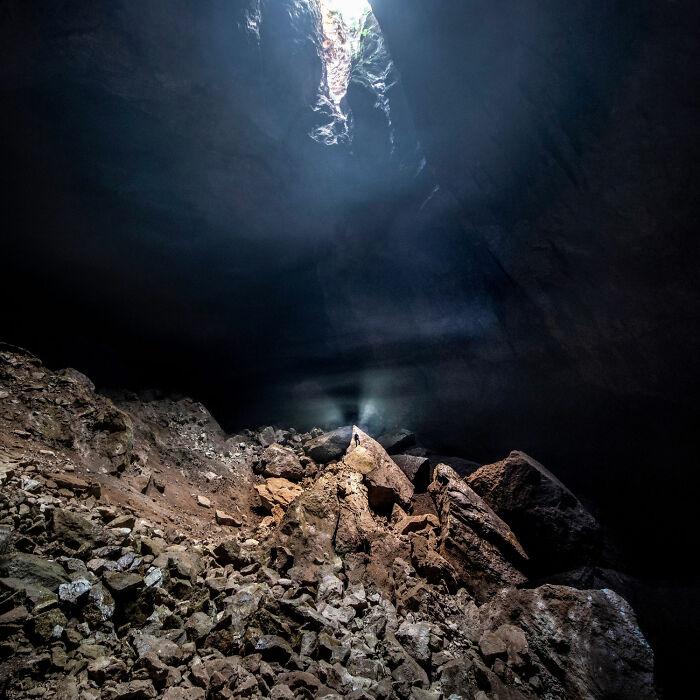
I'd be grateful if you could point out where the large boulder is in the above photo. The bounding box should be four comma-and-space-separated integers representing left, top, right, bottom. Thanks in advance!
334, 466, 380, 554
52, 508, 98, 549
467, 451, 601, 573
428, 455, 481, 480
345, 427, 414, 512
255, 477, 303, 512
377, 429, 416, 454
391, 455, 431, 491
0, 553, 69, 591
429, 464, 528, 601
479, 585, 657, 700
269, 471, 340, 583
260, 444, 304, 481
304, 426, 353, 464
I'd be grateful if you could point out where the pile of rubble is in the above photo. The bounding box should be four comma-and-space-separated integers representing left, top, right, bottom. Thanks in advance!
0, 344, 657, 698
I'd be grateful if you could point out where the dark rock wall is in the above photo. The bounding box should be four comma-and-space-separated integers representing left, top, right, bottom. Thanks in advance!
368, 1, 700, 693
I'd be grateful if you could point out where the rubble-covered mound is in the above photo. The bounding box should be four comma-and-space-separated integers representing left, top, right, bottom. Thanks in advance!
0, 345, 657, 698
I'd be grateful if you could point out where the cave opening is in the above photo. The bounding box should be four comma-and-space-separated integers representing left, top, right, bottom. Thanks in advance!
312, 0, 388, 145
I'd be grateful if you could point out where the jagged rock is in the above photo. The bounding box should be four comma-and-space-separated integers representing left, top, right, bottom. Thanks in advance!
478, 630, 507, 662
260, 443, 304, 481
185, 611, 213, 643
304, 426, 353, 464
391, 454, 431, 490
429, 464, 528, 601
43, 471, 90, 492
88, 655, 127, 683
345, 427, 414, 512
438, 656, 476, 695
467, 450, 601, 572
152, 546, 203, 581
335, 465, 381, 554
58, 578, 91, 604
394, 513, 440, 535
32, 608, 67, 641
255, 477, 303, 511
0, 552, 69, 591
270, 470, 339, 583
220, 582, 268, 638
131, 632, 183, 666
109, 513, 136, 529
215, 509, 241, 526
52, 508, 97, 548
213, 539, 250, 567
0, 605, 28, 630
493, 623, 529, 667
377, 429, 416, 454
427, 455, 481, 480
162, 689, 205, 700
104, 679, 157, 700
259, 425, 278, 447
0, 523, 11, 554
103, 571, 143, 594
480, 584, 657, 699
410, 492, 439, 518
189, 657, 210, 688
396, 620, 432, 664
82, 582, 115, 623
196, 494, 211, 508
247, 632, 293, 663
143, 566, 164, 588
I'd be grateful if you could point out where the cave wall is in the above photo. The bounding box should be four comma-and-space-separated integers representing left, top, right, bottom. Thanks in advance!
367, 0, 700, 536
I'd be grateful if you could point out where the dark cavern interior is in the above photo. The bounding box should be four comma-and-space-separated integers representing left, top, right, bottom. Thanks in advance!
1, 1, 698, 698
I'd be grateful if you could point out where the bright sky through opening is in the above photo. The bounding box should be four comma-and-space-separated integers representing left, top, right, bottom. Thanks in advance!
325, 0, 371, 27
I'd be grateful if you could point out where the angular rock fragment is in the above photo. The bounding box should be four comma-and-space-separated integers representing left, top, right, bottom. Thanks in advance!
260, 443, 304, 481
467, 450, 601, 573
103, 571, 143, 594
377, 429, 416, 454
215, 509, 241, 526
392, 454, 431, 490
345, 427, 414, 512
429, 463, 528, 601
0, 552, 69, 591
255, 477, 303, 512
304, 426, 353, 464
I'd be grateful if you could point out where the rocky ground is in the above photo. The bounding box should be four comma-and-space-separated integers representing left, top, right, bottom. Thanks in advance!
0, 343, 657, 699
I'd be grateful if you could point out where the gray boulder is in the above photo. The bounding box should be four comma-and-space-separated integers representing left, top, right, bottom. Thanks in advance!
304, 426, 353, 464
260, 443, 304, 481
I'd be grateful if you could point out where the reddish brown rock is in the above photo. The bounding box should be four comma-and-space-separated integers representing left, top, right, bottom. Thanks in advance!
254, 478, 303, 512
215, 510, 241, 527
394, 513, 440, 535
344, 427, 414, 512
269, 471, 340, 583
260, 443, 304, 481
467, 451, 601, 573
429, 464, 528, 601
